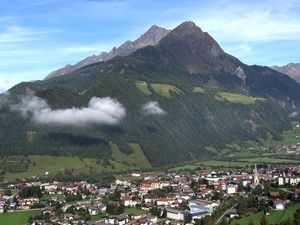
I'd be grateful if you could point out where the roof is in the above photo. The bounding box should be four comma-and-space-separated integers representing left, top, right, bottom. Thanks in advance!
157, 198, 174, 202
190, 210, 210, 216
273, 199, 285, 205
166, 208, 185, 214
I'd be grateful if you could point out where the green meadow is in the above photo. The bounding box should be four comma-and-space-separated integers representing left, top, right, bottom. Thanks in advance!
0, 210, 39, 225
231, 203, 300, 225
215, 92, 264, 104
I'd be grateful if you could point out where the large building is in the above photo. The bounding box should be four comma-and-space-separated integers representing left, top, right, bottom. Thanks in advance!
166, 208, 188, 221
188, 200, 219, 221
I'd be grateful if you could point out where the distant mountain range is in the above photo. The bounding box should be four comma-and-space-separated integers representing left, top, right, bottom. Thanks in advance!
271, 63, 300, 83
1, 21, 299, 168
45, 25, 170, 80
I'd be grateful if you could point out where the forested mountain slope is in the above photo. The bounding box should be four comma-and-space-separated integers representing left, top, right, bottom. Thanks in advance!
1, 21, 299, 167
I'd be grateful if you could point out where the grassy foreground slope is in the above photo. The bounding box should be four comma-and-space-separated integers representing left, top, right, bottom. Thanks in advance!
3, 143, 151, 181
0, 210, 39, 225
231, 203, 300, 225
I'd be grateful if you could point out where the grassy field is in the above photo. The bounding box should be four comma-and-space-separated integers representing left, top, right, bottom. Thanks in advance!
220, 150, 261, 158
237, 157, 300, 164
231, 203, 300, 225
169, 155, 300, 172
0, 210, 39, 225
73, 142, 151, 175
169, 160, 254, 172
197, 160, 255, 170
215, 92, 264, 104
135, 80, 151, 96
90, 213, 106, 221
150, 83, 182, 98
4, 156, 85, 181
109, 143, 151, 170
125, 207, 148, 216
41, 194, 65, 201
3, 143, 151, 181
264, 121, 300, 147
193, 86, 205, 93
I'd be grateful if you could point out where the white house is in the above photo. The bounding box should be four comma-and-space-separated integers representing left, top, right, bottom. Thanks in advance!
166, 208, 188, 221
105, 214, 129, 225
273, 199, 285, 210
226, 184, 237, 195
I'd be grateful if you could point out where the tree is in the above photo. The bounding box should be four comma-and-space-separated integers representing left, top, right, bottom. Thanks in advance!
19, 186, 42, 198
260, 214, 268, 225
294, 208, 300, 225
248, 221, 254, 225
253, 185, 263, 196
258, 199, 269, 211
150, 207, 161, 217
279, 219, 293, 225
238, 200, 248, 215
66, 205, 75, 214
4, 189, 12, 196
185, 213, 193, 224
106, 203, 124, 215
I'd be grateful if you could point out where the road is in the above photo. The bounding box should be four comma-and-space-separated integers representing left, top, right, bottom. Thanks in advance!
215, 203, 238, 225
280, 188, 293, 194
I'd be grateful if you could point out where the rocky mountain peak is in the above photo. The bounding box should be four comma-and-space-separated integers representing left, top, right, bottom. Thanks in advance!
158, 21, 236, 74
45, 25, 170, 80
160, 21, 223, 58
271, 63, 300, 83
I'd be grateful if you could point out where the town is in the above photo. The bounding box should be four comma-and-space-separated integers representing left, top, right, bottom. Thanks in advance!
2, 163, 300, 225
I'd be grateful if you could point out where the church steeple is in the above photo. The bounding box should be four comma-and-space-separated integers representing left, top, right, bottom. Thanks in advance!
253, 164, 259, 184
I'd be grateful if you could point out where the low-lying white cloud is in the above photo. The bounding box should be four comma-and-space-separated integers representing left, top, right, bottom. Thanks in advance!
14, 96, 126, 126
289, 111, 298, 118
142, 101, 166, 115
0, 92, 9, 108
0, 77, 21, 93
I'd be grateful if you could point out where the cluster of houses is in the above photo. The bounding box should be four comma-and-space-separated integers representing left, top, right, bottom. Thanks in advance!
264, 143, 300, 154
2, 164, 300, 224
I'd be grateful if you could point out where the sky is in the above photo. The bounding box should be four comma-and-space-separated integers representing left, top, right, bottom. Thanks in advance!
0, 0, 300, 92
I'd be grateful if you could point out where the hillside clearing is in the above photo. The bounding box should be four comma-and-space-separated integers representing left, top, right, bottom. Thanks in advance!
215, 92, 264, 104
150, 83, 182, 98
193, 86, 205, 93
135, 80, 151, 95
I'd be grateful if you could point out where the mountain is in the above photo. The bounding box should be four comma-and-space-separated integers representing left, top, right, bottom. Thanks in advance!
2, 21, 300, 169
158, 21, 242, 75
45, 25, 170, 80
271, 63, 300, 83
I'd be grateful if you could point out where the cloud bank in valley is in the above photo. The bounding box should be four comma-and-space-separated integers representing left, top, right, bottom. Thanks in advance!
289, 111, 299, 118
142, 101, 166, 115
14, 96, 126, 126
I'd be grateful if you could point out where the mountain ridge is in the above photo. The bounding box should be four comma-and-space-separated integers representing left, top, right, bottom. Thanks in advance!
45, 25, 170, 80
271, 63, 300, 83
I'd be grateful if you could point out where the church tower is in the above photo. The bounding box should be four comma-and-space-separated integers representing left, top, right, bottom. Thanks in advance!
253, 164, 259, 184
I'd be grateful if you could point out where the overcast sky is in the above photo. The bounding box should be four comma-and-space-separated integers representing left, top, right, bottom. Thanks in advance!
1, 0, 300, 92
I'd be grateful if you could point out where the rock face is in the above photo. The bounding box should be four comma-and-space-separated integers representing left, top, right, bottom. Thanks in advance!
45, 25, 170, 80
158, 21, 241, 74
271, 63, 300, 83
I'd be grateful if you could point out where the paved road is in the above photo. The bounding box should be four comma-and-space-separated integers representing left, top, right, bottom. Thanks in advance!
280, 188, 293, 194
215, 203, 238, 225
